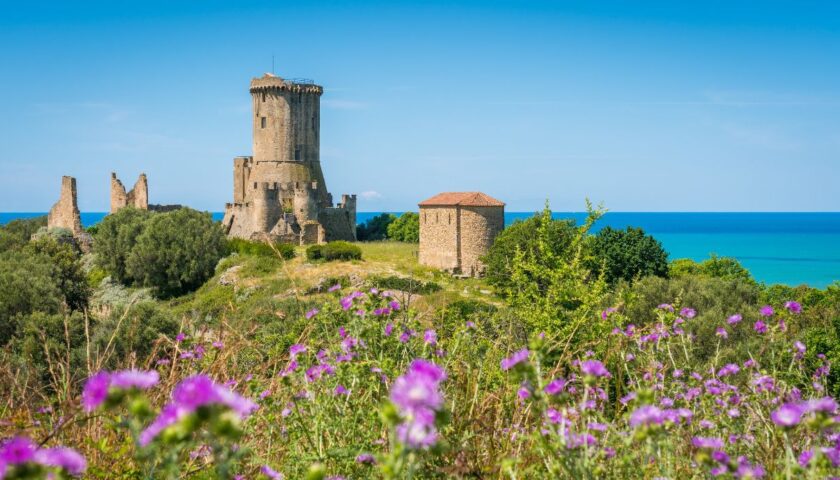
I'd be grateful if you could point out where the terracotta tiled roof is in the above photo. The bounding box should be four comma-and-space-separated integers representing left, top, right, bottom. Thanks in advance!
418, 192, 505, 207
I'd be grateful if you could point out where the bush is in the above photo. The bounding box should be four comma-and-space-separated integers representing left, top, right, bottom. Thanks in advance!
670, 254, 757, 286
25, 236, 91, 311
483, 205, 577, 295
587, 226, 669, 285
307, 241, 362, 262
0, 250, 63, 345
90, 302, 179, 367
386, 212, 420, 243
0, 216, 46, 253
125, 209, 227, 298
227, 237, 296, 260
369, 275, 442, 295
94, 208, 153, 284
356, 213, 396, 241
306, 244, 324, 261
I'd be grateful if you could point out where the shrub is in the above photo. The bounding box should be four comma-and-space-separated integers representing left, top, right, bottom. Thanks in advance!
90, 302, 179, 367
321, 241, 362, 261
25, 236, 90, 311
227, 237, 295, 260
588, 226, 669, 284
483, 206, 577, 295
386, 212, 420, 243
306, 244, 324, 261
356, 213, 396, 241
670, 254, 757, 286
369, 275, 442, 295
0, 215, 46, 253
0, 250, 63, 345
125, 209, 227, 297
94, 207, 153, 284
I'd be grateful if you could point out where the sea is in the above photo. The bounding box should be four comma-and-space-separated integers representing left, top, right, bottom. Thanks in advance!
2, 211, 839, 289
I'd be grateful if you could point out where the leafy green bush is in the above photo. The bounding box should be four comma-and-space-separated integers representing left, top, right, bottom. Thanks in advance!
386, 212, 419, 243
94, 207, 153, 284
125, 209, 227, 298
369, 275, 442, 295
25, 236, 91, 311
226, 237, 295, 259
307, 241, 362, 262
0, 216, 46, 253
90, 302, 179, 367
0, 250, 63, 345
670, 254, 757, 286
356, 213, 396, 241
587, 226, 669, 284
483, 206, 577, 295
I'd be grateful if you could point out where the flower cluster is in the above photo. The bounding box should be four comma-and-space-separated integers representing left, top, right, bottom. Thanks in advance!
82, 369, 160, 411
0, 436, 86, 478
389, 359, 447, 449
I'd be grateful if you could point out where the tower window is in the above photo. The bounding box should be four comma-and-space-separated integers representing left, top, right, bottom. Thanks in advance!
260, 117, 266, 129
294, 148, 301, 161
261, 92, 266, 102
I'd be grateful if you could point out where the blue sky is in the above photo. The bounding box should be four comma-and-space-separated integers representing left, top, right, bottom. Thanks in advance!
1, 0, 839, 212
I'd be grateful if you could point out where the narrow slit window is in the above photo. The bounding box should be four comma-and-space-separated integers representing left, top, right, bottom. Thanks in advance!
295, 148, 301, 161
260, 117, 266, 129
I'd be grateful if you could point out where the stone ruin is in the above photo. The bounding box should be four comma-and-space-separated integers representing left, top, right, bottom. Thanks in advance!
110, 172, 148, 213
222, 73, 357, 245
48, 176, 84, 236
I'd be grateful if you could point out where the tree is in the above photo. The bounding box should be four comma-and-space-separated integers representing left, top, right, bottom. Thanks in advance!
588, 226, 669, 285
356, 214, 396, 241
0, 250, 63, 345
95, 208, 153, 283
125, 208, 227, 297
25, 236, 91, 311
0, 216, 47, 253
387, 212, 419, 243
482, 207, 577, 295
670, 255, 756, 286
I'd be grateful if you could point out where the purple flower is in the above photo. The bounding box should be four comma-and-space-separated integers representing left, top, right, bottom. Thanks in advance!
384, 323, 394, 336
34, 447, 87, 476
305, 308, 319, 319
289, 344, 307, 358
389, 301, 401, 311
692, 437, 724, 450
328, 283, 341, 292
110, 369, 160, 390
680, 307, 697, 319
0, 437, 38, 464
798, 449, 814, 468
727, 314, 743, 324
580, 360, 611, 378
465, 321, 476, 329
629, 405, 665, 427
717, 364, 740, 378
759, 305, 774, 317
340, 296, 353, 310
657, 303, 675, 312
355, 453, 376, 464
390, 359, 446, 449
175, 333, 186, 342
784, 301, 802, 314
715, 326, 728, 339
212, 341, 224, 349
753, 320, 767, 334
500, 348, 529, 371
771, 403, 804, 427
544, 378, 566, 395
601, 307, 617, 319
805, 396, 838, 414
334, 384, 350, 396
261, 465, 283, 479
82, 371, 111, 412
423, 329, 437, 346
517, 386, 530, 400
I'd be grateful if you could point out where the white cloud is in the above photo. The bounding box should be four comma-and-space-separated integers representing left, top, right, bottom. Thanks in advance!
360, 190, 382, 200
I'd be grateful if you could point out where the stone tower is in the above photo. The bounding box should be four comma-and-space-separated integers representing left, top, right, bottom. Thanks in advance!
48, 176, 84, 236
111, 172, 149, 213
223, 74, 356, 244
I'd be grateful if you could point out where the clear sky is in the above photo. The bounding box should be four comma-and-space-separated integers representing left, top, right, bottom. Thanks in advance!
1, 0, 839, 212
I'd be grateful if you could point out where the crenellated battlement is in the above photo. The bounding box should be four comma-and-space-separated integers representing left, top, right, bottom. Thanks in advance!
249, 73, 323, 95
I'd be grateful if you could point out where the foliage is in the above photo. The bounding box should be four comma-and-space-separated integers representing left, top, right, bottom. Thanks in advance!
226, 237, 296, 260
505, 202, 610, 347
386, 212, 420, 243
90, 302, 180, 369
483, 207, 577, 295
94, 207, 153, 284
0, 215, 46, 253
356, 213, 396, 241
0, 249, 63, 345
670, 255, 757, 286
25, 236, 91, 311
307, 241, 362, 262
588, 226, 669, 284
368, 275, 442, 295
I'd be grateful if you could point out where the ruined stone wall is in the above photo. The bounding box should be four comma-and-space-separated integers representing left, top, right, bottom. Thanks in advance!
111, 173, 149, 213
459, 206, 504, 277
318, 208, 356, 242
418, 206, 460, 272
48, 176, 83, 236
233, 156, 253, 203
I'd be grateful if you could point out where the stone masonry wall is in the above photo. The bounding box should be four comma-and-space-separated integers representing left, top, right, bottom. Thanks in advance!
111, 173, 149, 213
459, 206, 504, 276
418, 206, 460, 272
48, 176, 83, 236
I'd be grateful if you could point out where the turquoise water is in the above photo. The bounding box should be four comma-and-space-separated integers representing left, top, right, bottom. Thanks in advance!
3, 211, 839, 288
